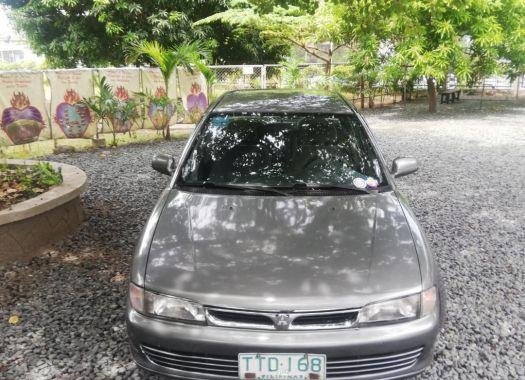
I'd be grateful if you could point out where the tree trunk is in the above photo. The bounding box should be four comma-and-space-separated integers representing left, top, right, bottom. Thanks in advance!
176, 68, 185, 126
324, 61, 331, 76
165, 123, 171, 141
324, 49, 332, 76
164, 78, 171, 141
360, 77, 365, 109
324, 53, 332, 90
110, 121, 117, 147
427, 77, 437, 113
95, 118, 100, 140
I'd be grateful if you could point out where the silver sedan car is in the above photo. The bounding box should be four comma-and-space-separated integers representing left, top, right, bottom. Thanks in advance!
127, 90, 444, 380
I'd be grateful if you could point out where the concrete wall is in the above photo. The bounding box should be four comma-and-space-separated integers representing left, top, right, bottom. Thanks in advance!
0, 198, 84, 263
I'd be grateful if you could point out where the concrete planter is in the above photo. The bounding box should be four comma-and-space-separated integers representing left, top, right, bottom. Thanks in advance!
0, 160, 87, 264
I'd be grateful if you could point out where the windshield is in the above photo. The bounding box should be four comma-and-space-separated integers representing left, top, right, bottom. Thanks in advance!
179, 113, 387, 189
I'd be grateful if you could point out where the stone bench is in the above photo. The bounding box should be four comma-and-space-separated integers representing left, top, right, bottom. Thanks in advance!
440, 90, 461, 104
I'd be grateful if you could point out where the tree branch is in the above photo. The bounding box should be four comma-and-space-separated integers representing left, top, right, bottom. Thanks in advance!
332, 44, 347, 53
281, 36, 330, 63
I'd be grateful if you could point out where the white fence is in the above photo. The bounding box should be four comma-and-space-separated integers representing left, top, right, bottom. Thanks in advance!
207, 63, 525, 107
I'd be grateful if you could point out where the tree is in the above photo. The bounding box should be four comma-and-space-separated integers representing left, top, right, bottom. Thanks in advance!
196, 0, 398, 99
385, 0, 523, 112
337, 0, 399, 108
128, 40, 210, 140
494, 0, 525, 80
195, 0, 350, 75
1, 0, 287, 67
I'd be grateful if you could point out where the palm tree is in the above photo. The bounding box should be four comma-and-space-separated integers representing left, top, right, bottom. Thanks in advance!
280, 58, 303, 88
82, 75, 113, 142
128, 41, 211, 140
195, 61, 216, 102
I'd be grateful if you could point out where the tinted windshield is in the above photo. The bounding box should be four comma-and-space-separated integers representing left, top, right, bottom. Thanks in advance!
180, 113, 386, 188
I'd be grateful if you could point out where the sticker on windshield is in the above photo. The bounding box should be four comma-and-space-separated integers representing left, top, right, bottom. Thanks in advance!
366, 177, 379, 188
352, 177, 367, 189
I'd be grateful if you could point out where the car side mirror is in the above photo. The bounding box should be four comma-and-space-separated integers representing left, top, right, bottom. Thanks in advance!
391, 157, 418, 178
152, 154, 175, 176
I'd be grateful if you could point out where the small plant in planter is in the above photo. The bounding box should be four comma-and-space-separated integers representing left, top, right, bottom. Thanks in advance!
0, 162, 62, 210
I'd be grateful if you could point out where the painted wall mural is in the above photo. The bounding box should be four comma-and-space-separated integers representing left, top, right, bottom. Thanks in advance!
0, 71, 47, 145
0, 67, 209, 146
54, 89, 92, 138
186, 82, 208, 123
1, 92, 45, 145
148, 87, 174, 130
46, 69, 95, 139
112, 86, 135, 133
140, 67, 178, 129
177, 68, 208, 124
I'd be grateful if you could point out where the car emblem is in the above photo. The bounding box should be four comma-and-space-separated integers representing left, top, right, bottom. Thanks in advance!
273, 313, 291, 330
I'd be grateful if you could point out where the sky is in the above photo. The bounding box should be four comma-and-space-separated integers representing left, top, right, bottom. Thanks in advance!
0, 6, 22, 40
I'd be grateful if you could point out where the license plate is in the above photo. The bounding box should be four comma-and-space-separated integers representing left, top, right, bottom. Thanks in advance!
238, 353, 326, 380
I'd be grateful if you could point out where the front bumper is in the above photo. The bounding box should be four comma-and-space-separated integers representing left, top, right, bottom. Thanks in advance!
127, 306, 440, 380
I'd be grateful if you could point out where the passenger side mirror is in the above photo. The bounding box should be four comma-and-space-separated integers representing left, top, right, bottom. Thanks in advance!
391, 157, 418, 178
152, 154, 175, 176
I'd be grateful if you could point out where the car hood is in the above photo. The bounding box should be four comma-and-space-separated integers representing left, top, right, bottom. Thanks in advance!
144, 190, 421, 311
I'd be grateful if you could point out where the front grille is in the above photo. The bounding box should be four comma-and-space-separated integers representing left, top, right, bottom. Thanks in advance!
293, 311, 357, 327
326, 347, 424, 378
141, 345, 238, 378
208, 309, 274, 327
206, 307, 359, 330
141, 344, 424, 379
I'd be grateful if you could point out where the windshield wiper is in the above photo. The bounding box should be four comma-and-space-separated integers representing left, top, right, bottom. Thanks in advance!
179, 181, 290, 196
283, 182, 372, 194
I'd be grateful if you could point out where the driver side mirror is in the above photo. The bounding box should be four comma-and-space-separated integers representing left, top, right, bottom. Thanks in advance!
152, 154, 175, 176
391, 157, 418, 178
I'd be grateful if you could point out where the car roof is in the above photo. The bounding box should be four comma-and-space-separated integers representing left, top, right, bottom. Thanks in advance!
212, 89, 354, 114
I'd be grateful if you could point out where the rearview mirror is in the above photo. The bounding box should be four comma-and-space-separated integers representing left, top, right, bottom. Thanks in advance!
152, 154, 175, 176
391, 157, 418, 178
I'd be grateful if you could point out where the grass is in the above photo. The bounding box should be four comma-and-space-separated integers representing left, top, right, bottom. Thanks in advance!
0, 128, 191, 160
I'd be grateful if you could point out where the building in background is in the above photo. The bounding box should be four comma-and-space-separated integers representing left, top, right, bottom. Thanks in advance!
0, 6, 42, 67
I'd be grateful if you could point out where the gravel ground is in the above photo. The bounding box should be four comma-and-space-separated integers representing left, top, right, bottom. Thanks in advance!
1, 100, 524, 379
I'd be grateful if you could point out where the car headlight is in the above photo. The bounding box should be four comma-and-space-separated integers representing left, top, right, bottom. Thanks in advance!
357, 287, 437, 325
129, 283, 205, 323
